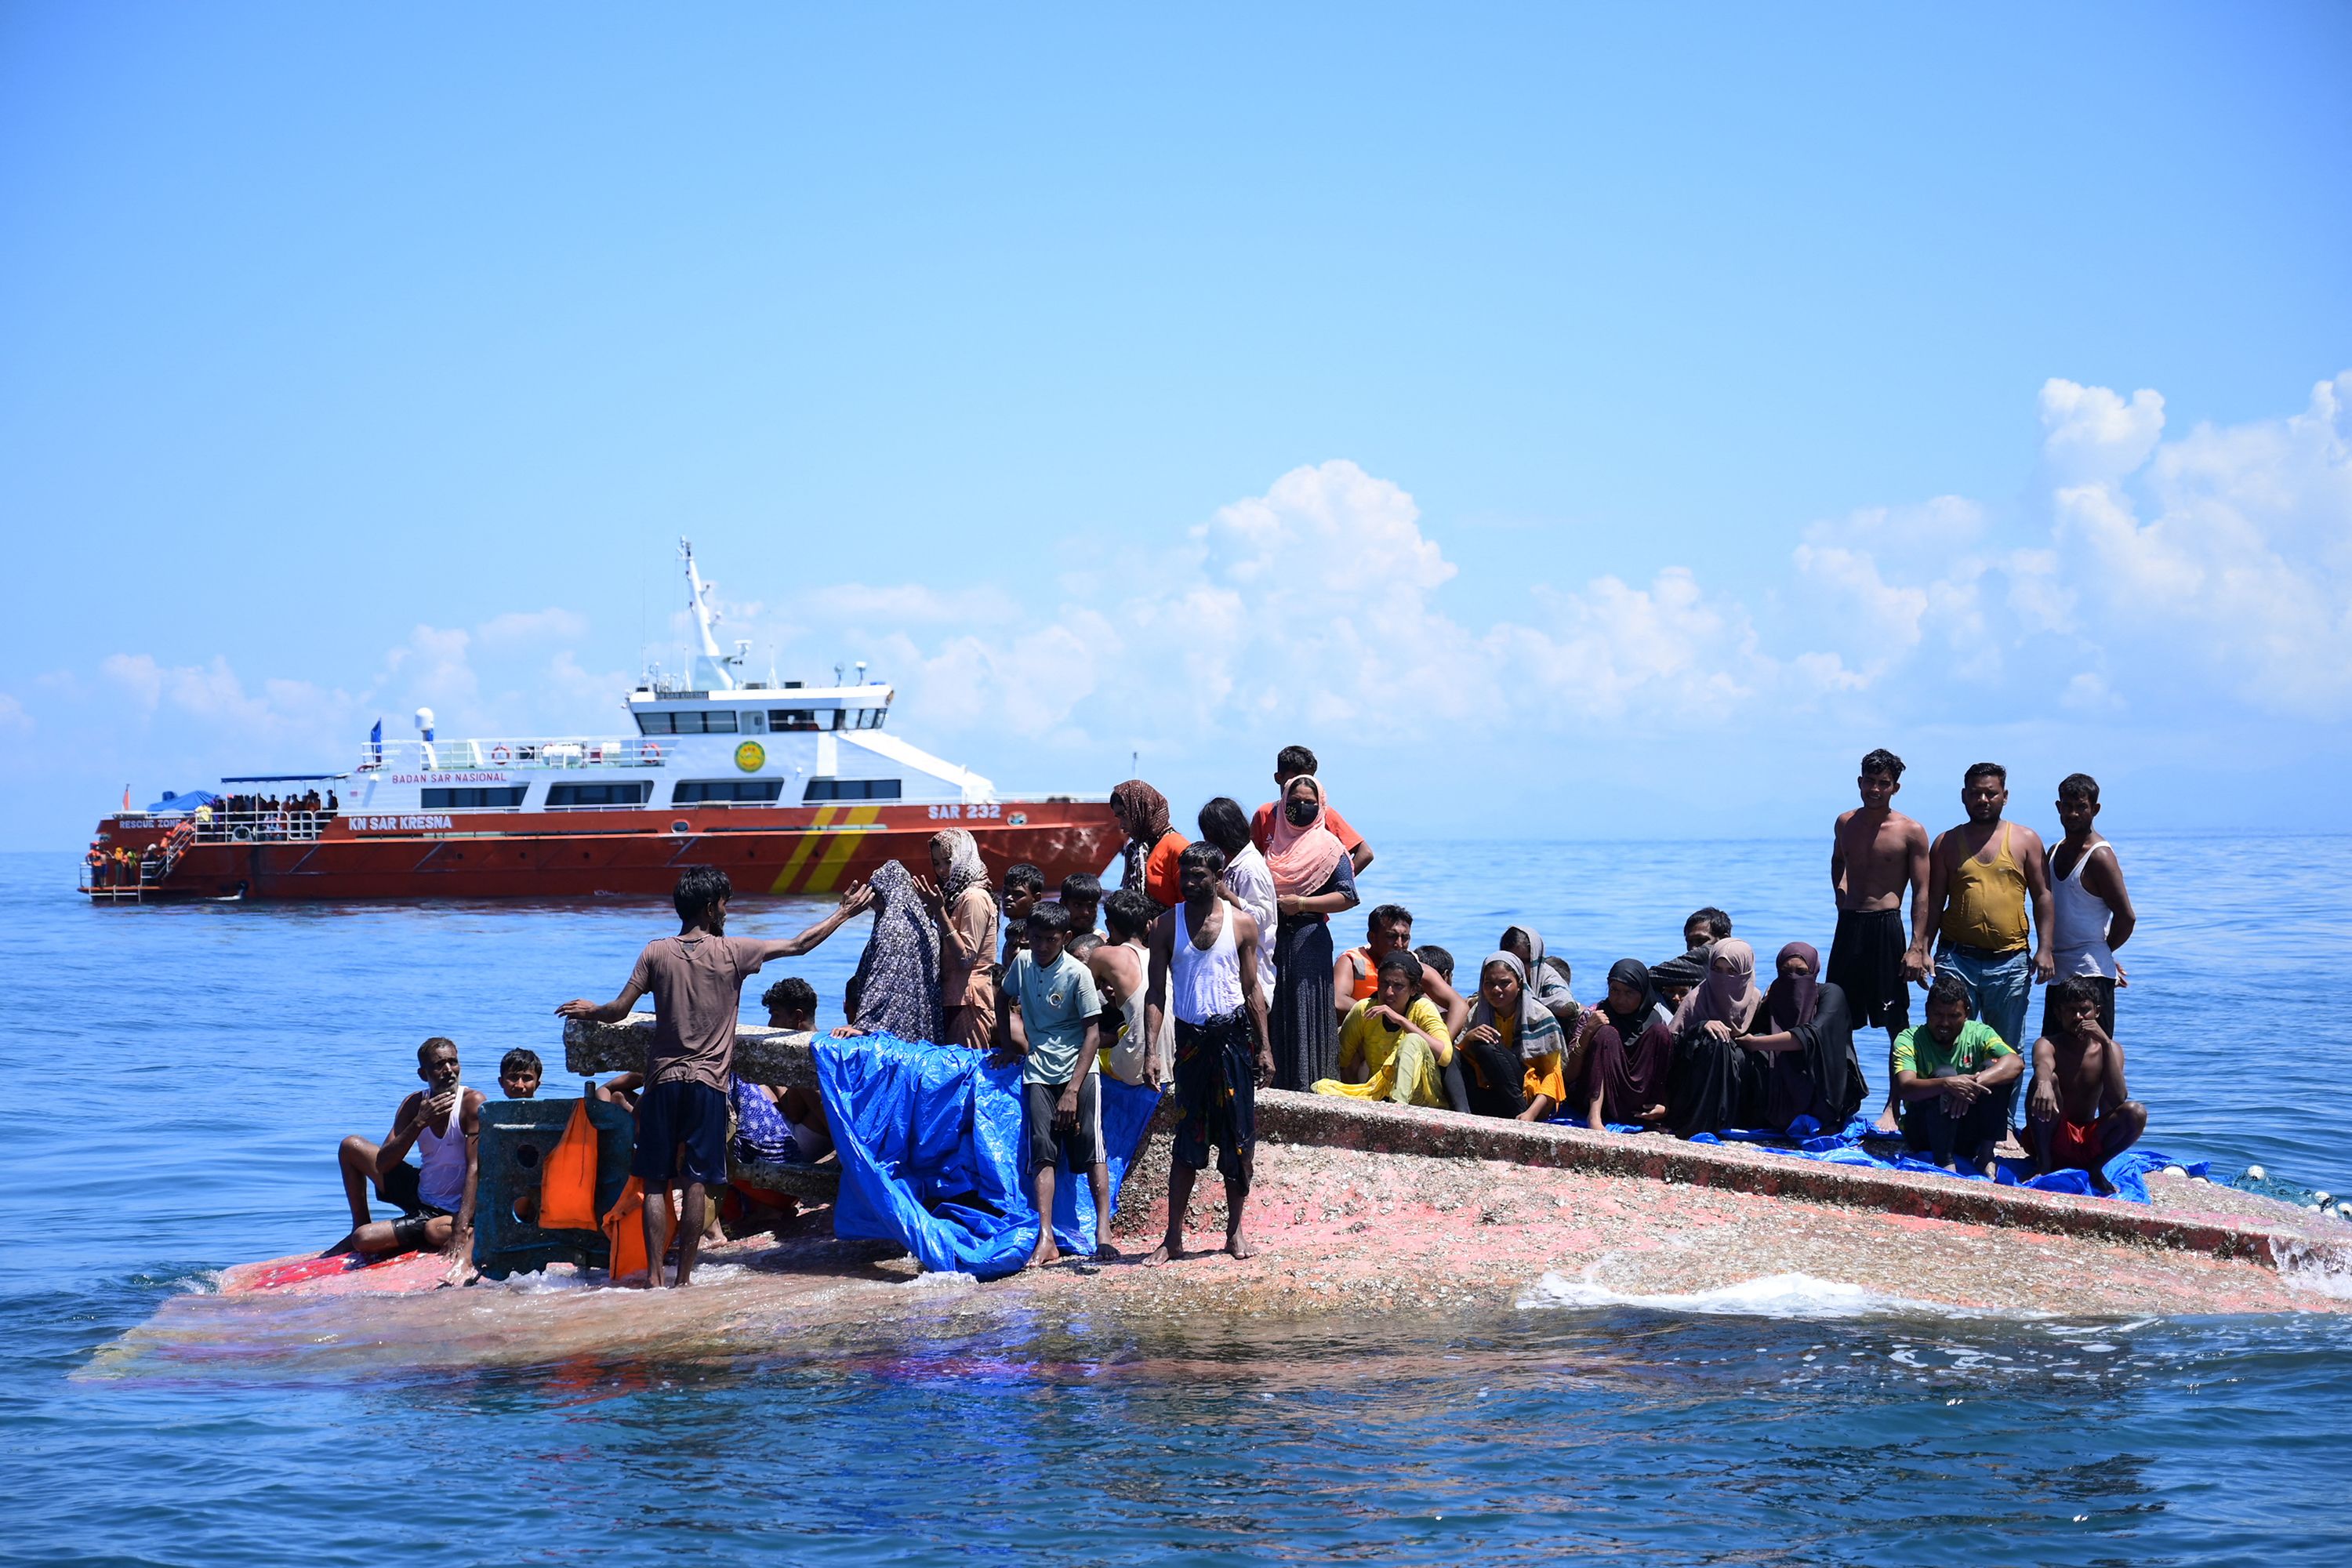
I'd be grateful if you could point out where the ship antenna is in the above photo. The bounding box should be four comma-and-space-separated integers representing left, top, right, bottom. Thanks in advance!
680, 537, 735, 691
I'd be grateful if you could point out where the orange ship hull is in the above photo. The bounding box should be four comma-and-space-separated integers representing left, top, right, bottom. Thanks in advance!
85, 799, 1123, 903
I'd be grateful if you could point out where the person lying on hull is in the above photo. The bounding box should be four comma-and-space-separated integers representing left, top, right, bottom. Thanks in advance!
328, 1036, 482, 1285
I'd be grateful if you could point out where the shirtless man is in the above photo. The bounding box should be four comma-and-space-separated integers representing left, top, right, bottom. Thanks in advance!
1914, 764, 2056, 1091
1087, 887, 1160, 1087
1829, 749, 1932, 1131
2027, 976, 2146, 1192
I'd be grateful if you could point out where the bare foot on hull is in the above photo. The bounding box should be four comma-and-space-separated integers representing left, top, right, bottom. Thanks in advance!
1030, 1240, 1063, 1269
1225, 1230, 1258, 1261
1142, 1240, 1184, 1266
1093, 1240, 1121, 1261
1872, 1108, 1900, 1135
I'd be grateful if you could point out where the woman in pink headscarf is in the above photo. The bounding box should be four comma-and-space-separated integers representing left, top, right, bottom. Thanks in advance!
1664, 938, 1767, 1137
1262, 775, 1359, 1090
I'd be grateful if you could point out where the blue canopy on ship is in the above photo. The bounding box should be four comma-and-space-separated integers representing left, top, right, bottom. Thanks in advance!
143, 789, 220, 813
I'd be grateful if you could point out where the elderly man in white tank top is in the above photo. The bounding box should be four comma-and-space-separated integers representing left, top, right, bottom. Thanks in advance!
1143, 841, 1273, 1265
330, 1036, 485, 1283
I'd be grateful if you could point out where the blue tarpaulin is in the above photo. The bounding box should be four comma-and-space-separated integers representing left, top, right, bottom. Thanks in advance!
817, 1033, 1162, 1279
143, 789, 220, 813
1557, 1109, 2207, 1203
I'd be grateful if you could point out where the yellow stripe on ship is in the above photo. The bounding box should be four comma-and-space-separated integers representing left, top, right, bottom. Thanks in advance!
768, 807, 837, 894
801, 806, 882, 893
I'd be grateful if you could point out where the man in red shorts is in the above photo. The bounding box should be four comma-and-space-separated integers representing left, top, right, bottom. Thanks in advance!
2026, 976, 2147, 1194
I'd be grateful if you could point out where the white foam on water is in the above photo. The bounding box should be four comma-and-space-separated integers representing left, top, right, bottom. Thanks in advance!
2270, 1237, 2352, 1302
909, 1269, 978, 1290
1517, 1269, 1981, 1320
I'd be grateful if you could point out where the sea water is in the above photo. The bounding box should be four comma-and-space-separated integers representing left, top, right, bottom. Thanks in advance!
3, 837, 2350, 1564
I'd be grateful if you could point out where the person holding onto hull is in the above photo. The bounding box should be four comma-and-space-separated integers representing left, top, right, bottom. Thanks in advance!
1892, 975, 2024, 1178
1683, 908, 1733, 954
1264, 775, 1360, 1091
1315, 948, 1456, 1108
1456, 951, 1570, 1121
1251, 744, 1376, 877
2045, 773, 2135, 1041
1088, 887, 1162, 1087
1827, 750, 1933, 1132
557, 866, 871, 1287
1145, 842, 1273, 1263
2026, 976, 2147, 1192
1110, 781, 1188, 910
1057, 872, 1103, 941
915, 828, 999, 1053
498, 1048, 543, 1100
1000, 901, 1113, 1265
330, 1036, 484, 1283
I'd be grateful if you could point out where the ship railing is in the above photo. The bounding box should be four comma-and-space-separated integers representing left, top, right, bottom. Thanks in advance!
188, 808, 330, 844
350, 737, 668, 772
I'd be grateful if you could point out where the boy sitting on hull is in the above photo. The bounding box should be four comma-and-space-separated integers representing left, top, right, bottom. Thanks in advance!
1891, 976, 2023, 1178
1000, 900, 1114, 1266
2027, 976, 2147, 1192
330, 1036, 483, 1284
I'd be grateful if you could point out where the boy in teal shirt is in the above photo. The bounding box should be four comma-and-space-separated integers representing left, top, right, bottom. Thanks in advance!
1000, 901, 1112, 1266
1892, 974, 2023, 1176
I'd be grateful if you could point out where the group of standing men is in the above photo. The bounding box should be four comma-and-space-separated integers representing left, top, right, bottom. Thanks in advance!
1831, 750, 2143, 1185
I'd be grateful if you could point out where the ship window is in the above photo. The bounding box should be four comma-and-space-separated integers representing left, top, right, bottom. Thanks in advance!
546, 782, 655, 808
828, 708, 844, 731
740, 710, 768, 733
420, 786, 528, 809
673, 779, 786, 805
804, 778, 902, 802
691, 710, 737, 734
768, 708, 820, 731
636, 711, 675, 735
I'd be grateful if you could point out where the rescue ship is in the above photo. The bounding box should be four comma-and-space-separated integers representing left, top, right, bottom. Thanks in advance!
81, 542, 1123, 902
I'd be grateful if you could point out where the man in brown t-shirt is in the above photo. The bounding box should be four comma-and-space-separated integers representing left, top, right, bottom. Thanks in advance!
558, 865, 871, 1286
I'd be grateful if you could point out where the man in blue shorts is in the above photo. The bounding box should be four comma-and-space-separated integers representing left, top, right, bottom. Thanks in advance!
558, 866, 870, 1287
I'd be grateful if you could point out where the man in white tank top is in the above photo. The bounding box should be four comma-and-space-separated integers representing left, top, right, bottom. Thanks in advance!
331, 1036, 484, 1284
1142, 842, 1272, 1265
2045, 773, 2136, 1039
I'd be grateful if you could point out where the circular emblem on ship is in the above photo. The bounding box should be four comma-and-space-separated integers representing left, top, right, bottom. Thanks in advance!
734, 740, 766, 773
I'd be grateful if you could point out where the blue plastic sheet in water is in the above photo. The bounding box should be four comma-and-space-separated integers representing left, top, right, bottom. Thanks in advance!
817, 1033, 1161, 1279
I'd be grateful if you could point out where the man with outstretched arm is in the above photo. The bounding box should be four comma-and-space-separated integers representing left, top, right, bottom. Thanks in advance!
1144, 842, 1273, 1264
1829, 749, 1933, 1132
1912, 762, 2055, 1091
556, 865, 870, 1287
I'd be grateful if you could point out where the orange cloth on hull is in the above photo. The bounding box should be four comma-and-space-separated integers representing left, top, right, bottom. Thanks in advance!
601, 1178, 679, 1283
1142, 831, 1189, 908
536, 1098, 602, 1231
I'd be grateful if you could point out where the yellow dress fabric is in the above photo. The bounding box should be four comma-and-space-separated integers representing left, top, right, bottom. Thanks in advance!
1314, 997, 1453, 1107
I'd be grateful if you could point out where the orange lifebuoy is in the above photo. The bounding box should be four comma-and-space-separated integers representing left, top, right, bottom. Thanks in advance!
644, 742, 662, 760
492, 744, 511, 763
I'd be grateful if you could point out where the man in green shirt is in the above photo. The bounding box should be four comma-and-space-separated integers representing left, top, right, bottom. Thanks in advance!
1000, 900, 1110, 1267
1892, 974, 2023, 1176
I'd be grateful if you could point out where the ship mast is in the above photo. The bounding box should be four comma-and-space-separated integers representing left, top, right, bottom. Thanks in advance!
680, 538, 739, 691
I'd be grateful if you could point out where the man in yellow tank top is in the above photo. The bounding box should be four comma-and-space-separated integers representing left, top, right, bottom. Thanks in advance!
1911, 764, 2055, 1121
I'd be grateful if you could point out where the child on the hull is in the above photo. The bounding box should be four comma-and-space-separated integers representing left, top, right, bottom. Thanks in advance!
328, 1036, 483, 1283
2027, 976, 2147, 1192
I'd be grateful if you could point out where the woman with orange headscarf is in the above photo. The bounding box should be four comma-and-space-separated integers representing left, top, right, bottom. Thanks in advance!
1265, 774, 1360, 1090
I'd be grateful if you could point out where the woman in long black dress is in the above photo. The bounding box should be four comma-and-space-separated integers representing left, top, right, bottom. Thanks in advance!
1262, 775, 1359, 1091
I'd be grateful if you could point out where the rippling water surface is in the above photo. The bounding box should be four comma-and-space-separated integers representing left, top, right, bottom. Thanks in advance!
4, 837, 2350, 1565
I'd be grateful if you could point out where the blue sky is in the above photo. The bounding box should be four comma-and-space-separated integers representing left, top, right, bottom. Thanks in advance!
3, 3, 2348, 850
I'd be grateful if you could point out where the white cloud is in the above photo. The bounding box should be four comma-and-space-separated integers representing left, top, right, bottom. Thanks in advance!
2040, 378, 2165, 484
0, 693, 29, 733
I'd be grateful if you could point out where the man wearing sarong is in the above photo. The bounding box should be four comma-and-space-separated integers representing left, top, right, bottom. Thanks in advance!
1143, 843, 1272, 1263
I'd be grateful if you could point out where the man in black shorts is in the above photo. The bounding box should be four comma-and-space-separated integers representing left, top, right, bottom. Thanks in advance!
559, 865, 871, 1286
329, 1036, 485, 1283
1142, 844, 1273, 1263
1829, 748, 1933, 1131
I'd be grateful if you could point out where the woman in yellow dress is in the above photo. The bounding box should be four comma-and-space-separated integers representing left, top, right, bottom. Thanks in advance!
1313, 950, 1454, 1108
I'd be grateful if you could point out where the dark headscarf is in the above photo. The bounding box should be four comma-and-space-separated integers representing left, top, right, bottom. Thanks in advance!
1110, 779, 1172, 892
1766, 941, 1823, 1031
1649, 952, 1705, 995
1603, 958, 1663, 1027
848, 859, 943, 1043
